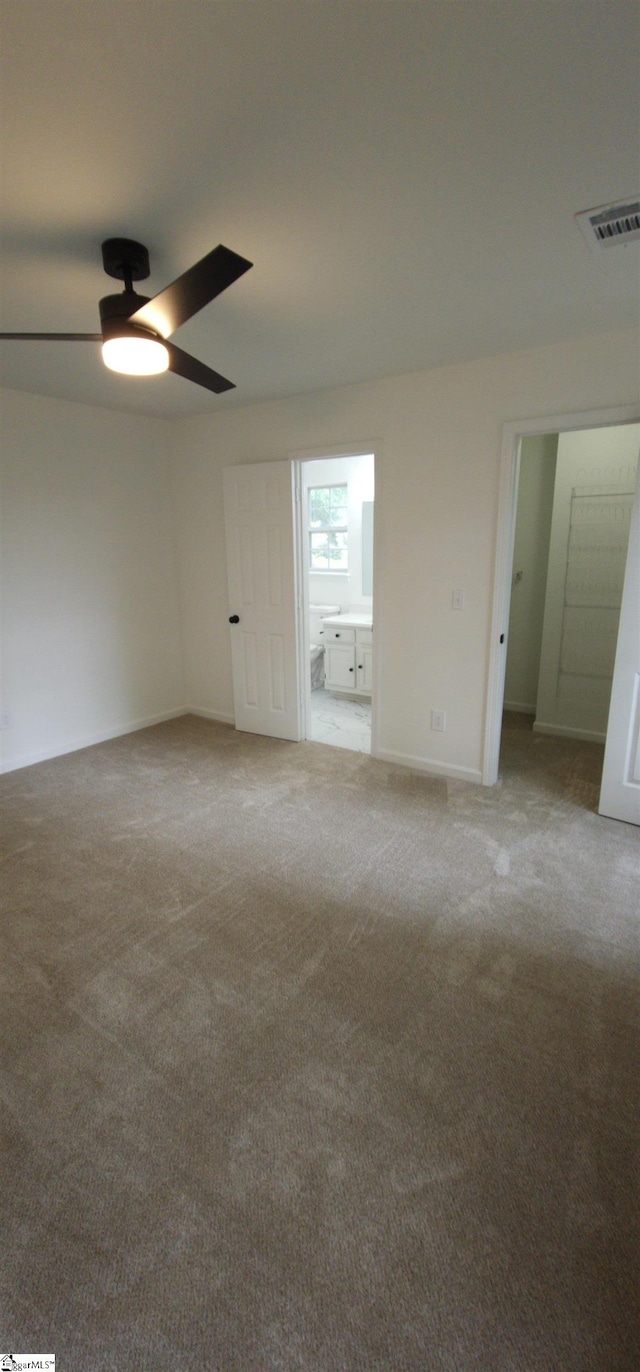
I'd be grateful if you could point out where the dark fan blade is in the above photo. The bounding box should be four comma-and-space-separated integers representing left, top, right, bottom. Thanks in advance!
0, 332, 102, 341
166, 341, 235, 394
129, 244, 252, 338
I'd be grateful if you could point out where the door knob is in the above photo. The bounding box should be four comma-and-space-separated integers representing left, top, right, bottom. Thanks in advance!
229, 614, 240, 624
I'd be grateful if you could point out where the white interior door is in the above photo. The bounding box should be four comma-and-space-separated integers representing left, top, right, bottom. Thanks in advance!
599, 454, 640, 825
223, 462, 301, 741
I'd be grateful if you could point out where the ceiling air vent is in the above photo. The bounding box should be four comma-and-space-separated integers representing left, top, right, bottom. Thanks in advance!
575, 199, 640, 252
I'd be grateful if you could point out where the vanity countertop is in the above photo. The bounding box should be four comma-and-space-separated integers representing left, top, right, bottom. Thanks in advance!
321, 614, 373, 629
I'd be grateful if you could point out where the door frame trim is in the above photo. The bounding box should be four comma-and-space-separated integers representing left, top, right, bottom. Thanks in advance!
483, 403, 640, 786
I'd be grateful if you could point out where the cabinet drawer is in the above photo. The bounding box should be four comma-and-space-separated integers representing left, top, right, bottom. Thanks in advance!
355, 628, 373, 647
324, 626, 355, 643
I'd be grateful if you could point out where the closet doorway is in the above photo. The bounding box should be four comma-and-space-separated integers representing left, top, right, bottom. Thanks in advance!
504, 424, 638, 740
484, 407, 640, 823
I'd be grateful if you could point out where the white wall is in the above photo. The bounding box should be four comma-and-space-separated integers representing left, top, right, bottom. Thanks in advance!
504, 433, 557, 712
302, 453, 375, 613
171, 327, 639, 783
1, 388, 185, 771
1, 328, 636, 782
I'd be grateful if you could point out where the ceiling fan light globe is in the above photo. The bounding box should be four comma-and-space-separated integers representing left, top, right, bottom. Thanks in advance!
102, 335, 169, 376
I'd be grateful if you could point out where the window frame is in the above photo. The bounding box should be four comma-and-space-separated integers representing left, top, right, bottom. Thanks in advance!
307, 483, 349, 573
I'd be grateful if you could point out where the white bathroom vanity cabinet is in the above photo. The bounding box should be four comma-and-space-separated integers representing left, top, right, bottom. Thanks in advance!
321, 615, 373, 697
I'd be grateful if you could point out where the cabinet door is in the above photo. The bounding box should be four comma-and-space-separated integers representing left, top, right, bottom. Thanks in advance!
356, 645, 373, 694
325, 642, 356, 690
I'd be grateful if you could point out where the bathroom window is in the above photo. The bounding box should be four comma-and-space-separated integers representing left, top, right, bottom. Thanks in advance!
308, 485, 348, 572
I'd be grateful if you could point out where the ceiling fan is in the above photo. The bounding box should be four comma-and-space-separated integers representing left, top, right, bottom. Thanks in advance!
0, 238, 253, 393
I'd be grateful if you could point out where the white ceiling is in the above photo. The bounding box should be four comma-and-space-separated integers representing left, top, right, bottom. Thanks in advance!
1, 0, 638, 418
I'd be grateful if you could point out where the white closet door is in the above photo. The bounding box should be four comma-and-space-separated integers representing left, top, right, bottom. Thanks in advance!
599, 455, 640, 825
223, 462, 301, 741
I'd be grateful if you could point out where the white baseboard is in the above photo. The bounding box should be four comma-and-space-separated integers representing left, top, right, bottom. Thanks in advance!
532, 720, 606, 744
373, 746, 482, 785
503, 700, 536, 714
187, 706, 236, 726
2, 710, 481, 783
0, 708, 188, 774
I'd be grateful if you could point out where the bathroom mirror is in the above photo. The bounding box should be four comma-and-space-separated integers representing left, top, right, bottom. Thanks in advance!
362, 501, 374, 597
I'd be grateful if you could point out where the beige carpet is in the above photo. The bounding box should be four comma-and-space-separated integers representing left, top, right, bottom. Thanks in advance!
1, 712, 638, 1370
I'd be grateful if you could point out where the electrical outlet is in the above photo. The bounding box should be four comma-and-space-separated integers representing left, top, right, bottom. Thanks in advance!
431, 709, 446, 732
452, 589, 466, 610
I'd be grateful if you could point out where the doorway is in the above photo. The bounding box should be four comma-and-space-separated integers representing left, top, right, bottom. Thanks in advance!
484, 407, 640, 815
504, 423, 638, 740
296, 452, 375, 754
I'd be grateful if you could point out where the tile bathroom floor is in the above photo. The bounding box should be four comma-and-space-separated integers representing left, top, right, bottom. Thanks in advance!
309, 687, 371, 753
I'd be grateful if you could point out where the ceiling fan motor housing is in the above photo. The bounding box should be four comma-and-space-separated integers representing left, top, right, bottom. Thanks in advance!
100, 239, 158, 342
99, 290, 159, 343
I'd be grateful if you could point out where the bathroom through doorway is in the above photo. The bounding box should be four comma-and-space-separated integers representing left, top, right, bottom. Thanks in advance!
296, 451, 375, 754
